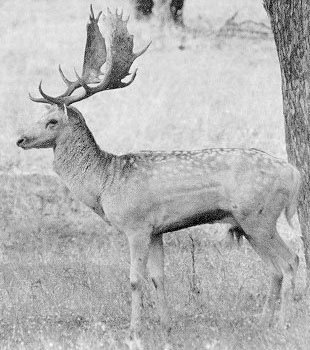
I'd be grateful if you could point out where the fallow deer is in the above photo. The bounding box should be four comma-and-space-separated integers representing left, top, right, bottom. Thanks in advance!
17, 5, 301, 343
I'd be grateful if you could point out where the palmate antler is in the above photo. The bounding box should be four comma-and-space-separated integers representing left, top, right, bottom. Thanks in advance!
30, 5, 151, 106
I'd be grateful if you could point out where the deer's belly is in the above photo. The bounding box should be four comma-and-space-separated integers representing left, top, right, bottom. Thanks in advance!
155, 209, 234, 234
151, 187, 236, 233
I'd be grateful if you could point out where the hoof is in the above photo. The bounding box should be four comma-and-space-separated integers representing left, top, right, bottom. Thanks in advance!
125, 333, 144, 350
259, 312, 273, 328
164, 343, 173, 350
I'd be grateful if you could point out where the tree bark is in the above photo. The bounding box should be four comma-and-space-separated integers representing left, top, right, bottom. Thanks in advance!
263, 0, 310, 289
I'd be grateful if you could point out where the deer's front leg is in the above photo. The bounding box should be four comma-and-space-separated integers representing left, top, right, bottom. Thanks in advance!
127, 231, 151, 338
147, 233, 171, 335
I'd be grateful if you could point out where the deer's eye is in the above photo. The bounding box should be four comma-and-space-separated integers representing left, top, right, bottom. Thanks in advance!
46, 119, 58, 128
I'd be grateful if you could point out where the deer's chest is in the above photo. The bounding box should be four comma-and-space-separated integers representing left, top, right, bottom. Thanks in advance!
70, 182, 98, 208
58, 171, 101, 211
67, 180, 112, 224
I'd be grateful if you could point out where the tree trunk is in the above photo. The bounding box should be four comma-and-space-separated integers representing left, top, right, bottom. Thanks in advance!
153, 0, 172, 23
263, 0, 310, 289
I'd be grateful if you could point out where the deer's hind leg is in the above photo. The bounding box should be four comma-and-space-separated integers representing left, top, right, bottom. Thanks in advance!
238, 217, 298, 326
270, 232, 299, 325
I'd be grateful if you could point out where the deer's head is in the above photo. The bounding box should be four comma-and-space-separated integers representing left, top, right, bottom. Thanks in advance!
17, 6, 150, 150
17, 105, 73, 149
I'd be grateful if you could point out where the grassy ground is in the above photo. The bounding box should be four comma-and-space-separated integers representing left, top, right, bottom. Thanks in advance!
1, 0, 309, 349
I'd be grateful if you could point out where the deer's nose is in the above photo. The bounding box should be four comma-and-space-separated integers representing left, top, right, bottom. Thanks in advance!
16, 137, 26, 147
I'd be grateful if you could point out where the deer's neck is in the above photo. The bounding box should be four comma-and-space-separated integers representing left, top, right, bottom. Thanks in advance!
53, 121, 116, 210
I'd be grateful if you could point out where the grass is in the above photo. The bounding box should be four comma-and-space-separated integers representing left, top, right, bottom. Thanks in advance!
1, 0, 309, 349
0, 209, 308, 350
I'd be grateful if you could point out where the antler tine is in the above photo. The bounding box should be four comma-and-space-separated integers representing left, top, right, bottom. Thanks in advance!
58, 65, 72, 86
29, 92, 50, 104
28, 81, 63, 105
117, 68, 138, 88
74, 69, 92, 93
29, 81, 52, 104
119, 9, 124, 18
90, 4, 102, 23
38, 81, 62, 104
124, 14, 130, 24
90, 4, 95, 20
96, 11, 102, 22
58, 65, 83, 97
115, 8, 123, 19
134, 41, 152, 59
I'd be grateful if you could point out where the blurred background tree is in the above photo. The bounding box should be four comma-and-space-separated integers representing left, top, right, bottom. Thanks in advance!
131, 0, 185, 25
131, 0, 154, 19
